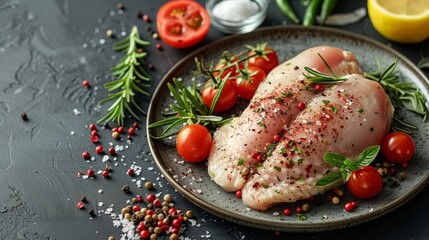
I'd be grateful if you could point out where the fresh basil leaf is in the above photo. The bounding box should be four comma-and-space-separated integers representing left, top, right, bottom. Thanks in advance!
316, 172, 342, 187
341, 166, 351, 181
323, 152, 346, 168
355, 145, 380, 168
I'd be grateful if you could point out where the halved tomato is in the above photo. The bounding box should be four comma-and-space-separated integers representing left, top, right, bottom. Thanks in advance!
156, 0, 210, 48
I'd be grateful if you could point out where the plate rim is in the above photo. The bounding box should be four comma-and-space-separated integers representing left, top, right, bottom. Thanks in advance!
146, 25, 429, 232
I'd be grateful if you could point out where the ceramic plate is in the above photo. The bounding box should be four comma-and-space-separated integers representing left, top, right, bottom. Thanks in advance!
146, 26, 429, 232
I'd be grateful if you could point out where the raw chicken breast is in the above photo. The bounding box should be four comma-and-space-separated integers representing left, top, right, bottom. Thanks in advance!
242, 74, 393, 210
208, 46, 363, 192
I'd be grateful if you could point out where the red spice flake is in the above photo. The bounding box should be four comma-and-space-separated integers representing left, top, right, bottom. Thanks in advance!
251, 151, 259, 159
252, 182, 260, 189
76, 172, 83, 178
82, 151, 90, 160
256, 155, 264, 163
89, 123, 97, 131
95, 145, 103, 154
143, 14, 151, 22
283, 208, 291, 216
86, 169, 95, 177
128, 127, 136, 135
82, 80, 90, 88
102, 170, 109, 178
77, 201, 85, 209
315, 84, 324, 92
108, 147, 115, 155
153, 198, 162, 207
91, 130, 98, 137
235, 189, 242, 198
133, 205, 141, 212
146, 194, 156, 203
21, 112, 28, 121
91, 135, 99, 144
273, 134, 281, 143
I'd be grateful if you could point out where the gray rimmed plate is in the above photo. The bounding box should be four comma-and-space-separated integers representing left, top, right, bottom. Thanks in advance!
146, 26, 429, 232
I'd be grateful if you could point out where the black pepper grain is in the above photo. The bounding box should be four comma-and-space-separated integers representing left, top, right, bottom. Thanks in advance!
21, 112, 28, 121
122, 185, 131, 193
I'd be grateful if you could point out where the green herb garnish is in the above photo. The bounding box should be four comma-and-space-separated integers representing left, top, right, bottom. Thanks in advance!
303, 53, 347, 85
98, 26, 151, 125
316, 145, 380, 187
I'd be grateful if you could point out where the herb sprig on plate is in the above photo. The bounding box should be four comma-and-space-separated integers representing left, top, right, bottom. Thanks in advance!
316, 145, 380, 187
98, 26, 151, 126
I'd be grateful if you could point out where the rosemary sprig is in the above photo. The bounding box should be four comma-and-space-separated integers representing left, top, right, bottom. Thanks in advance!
98, 26, 151, 126
148, 78, 232, 139
364, 60, 428, 124
303, 53, 347, 85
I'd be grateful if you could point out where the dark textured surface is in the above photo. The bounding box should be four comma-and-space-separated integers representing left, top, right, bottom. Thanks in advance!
0, 0, 428, 239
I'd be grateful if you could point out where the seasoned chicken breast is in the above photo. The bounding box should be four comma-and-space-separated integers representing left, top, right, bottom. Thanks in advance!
208, 46, 363, 192
242, 73, 393, 210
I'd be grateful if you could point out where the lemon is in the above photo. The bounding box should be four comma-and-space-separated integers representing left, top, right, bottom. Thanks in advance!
368, 0, 429, 43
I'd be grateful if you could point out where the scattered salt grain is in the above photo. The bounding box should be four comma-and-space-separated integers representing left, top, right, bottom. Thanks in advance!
102, 155, 110, 162
73, 108, 81, 115
70, 131, 75, 135
98, 202, 104, 207
98, 189, 103, 194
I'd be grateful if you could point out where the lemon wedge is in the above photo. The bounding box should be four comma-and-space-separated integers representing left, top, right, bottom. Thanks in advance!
368, 0, 429, 43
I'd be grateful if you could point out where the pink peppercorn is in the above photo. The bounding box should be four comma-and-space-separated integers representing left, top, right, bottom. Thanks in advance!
118, 126, 124, 133
235, 189, 242, 198
82, 80, 90, 88
82, 151, 90, 160
127, 168, 134, 176
108, 147, 115, 155
95, 145, 103, 154
128, 127, 135, 135
283, 208, 291, 216
298, 102, 306, 111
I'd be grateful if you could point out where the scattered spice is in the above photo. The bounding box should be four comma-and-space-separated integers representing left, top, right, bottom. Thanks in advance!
21, 112, 28, 121
77, 201, 85, 209
82, 79, 90, 88
122, 185, 131, 193
143, 14, 151, 23
112, 131, 120, 139
82, 151, 90, 160
116, 3, 125, 10
156, 43, 162, 50
144, 181, 153, 189
96, 145, 104, 154
89, 209, 96, 217
106, 29, 115, 38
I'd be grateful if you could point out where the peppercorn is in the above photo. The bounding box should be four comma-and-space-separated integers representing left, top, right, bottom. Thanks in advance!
332, 196, 340, 205
91, 135, 99, 144
108, 147, 115, 155
108, 236, 115, 240
235, 189, 242, 198
127, 168, 135, 176
102, 170, 109, 178
145, 181, 153, 189
122, 185, 131, 193
156, 43, 162, 50
86, 169, 95, 177
150, 234, 157, 240
335, 189, 344, 197
124, 213, 131, 220
128, 127, 136, 135
140, 230, 150, 239
344, 202, 355, 212
132, 197, 138, 203
77, 201, 85, 209
145, 215, 153, 223
106, 29, 114, 38
185, 210, 193, 218
121, 206, 132, 215
163, 194, 172, 203
81, 196, 87, 202
298, 102, 306, 111
283, 208, 291, 216
96, 145, 104, 154
148, 64, 155, 71
143, 14, 151, 23
82, 80, 90, 88
170, 233, 179, 240
89, 209, 96, 217
118, 126, 124, 133
154, 226, 162, 234
112, 131, 120, 139
82, 151, 90, 160
151, 32, 159, 40
302, 203, 310, 212
21, 112, 28, 121
132, 122, 139, 128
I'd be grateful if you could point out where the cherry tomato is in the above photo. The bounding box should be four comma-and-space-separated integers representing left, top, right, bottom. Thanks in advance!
202, 79, 238, 112
235, 65, 266, 100
213, 57, 244, 79
176, 124, 212, 163
347, 166, 382, 199
156, 1, 210, 48
248, 47, 279, 74
381, 131, 415, 163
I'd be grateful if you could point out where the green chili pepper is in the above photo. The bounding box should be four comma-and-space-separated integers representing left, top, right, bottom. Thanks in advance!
276, 0, 300, 24
320, 0, 339, 25
303, 0, 323, 26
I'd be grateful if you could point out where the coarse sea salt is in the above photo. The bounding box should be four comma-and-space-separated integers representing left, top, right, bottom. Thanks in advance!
212, 0, 259, 21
